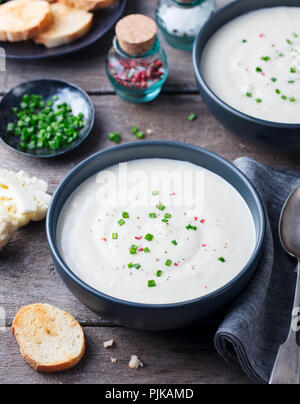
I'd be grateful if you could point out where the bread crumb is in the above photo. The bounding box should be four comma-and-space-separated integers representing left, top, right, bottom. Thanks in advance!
129, 355, 143, 369
111, 357, 117, 363
103, 339, 114, 349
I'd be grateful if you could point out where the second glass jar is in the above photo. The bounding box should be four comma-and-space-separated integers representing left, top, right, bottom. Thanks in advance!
156, 0, 216, 50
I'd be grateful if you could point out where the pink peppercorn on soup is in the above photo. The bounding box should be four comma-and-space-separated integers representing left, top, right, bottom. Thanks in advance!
57, 159, 256, 304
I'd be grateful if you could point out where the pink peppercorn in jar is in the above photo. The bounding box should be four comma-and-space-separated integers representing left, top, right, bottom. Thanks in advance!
106, 14, 168, 103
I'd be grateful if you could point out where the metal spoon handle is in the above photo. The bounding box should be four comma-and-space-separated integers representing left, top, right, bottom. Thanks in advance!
269, 260, 300, 384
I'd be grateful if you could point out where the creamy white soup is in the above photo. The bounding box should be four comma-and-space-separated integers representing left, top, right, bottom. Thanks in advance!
201, 7, 300, 123
57, 159, 256, 304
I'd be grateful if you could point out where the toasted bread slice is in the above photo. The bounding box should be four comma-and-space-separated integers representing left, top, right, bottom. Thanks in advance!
0, 0, 52, 42
12, 303, 85, 373
57, 0, 117, 11
34, 3, 93, 48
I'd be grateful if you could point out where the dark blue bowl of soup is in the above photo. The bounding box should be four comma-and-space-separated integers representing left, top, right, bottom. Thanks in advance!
46, 141, 266, 331
193, 0, 300, 150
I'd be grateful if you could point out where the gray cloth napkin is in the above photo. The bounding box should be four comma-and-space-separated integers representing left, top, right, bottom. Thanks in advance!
215, 157, 300, 384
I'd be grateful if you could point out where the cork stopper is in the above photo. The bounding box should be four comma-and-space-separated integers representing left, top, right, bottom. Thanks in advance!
116, 14, 157, 57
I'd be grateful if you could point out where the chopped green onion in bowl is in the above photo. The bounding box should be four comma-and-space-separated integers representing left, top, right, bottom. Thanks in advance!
6, 94, 85, 154
0, 80, 94, 158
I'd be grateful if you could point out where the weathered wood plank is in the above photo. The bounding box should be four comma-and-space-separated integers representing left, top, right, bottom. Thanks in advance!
0, 0, 290, 385
0, 94, 298, 328
0, 0, 231, 95
0, 0, 198, 94
216, 0, 231, 8
1, 94, 298, 179
0, 325, 251, 384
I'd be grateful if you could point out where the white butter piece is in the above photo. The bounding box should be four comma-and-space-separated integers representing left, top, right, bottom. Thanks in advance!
0, 169, 51, 251
0, 169, 51, 227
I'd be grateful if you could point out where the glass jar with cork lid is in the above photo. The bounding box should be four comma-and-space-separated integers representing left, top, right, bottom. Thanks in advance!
106, 14, 169, 103
156, 0, 216, 50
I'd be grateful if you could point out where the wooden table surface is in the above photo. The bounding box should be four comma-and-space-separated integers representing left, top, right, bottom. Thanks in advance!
0, 0, 299, 385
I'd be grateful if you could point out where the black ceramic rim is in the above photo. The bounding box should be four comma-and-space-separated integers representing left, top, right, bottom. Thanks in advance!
193, 0, 300, 129
5, 0, 128, 60
46, 141, 266, 310
0, 79, 95, 158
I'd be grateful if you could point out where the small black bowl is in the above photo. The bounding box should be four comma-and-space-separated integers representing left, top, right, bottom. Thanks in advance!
193, 0, 300, 150
0, 79, 95, 158
46, 141, 266, 331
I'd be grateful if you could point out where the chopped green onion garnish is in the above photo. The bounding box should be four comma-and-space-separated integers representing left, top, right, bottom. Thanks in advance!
256, 98, 262, 103
188, 113, 197, 121
149, 213, 157, 219
186, 224, 197, 230
144, 247, 150, 253
134, 264, 141, 269
131, 126, 138, 134
165, 259, 172, 267
275, 89, 281, 94
128, 263, 134, 268
118, 219, 125, 226
157, 203, 165, 211
287, 39, 293, 45
171, 240, 178, 245
289, 97, 296, 102
242, 39, 247, 43
152, 190, 159, 196
145, 233, 154, 241
7, 123, 14, 132
281, 95, 287, 100
108, 132, 121, 144
246, 92, 252, 98
288, 80, 295, 84
162, 218, 169, 223
148, 280, 156, 287
278, 53, 284, 57
112, 233, 118, 240
164, 213, 172, 219
270, 77, 277, 82
261, 56, 270, 61
218, 257, 226, 263
156, 270, 163, 277
130, 124, 144, 139
122, 211, 129, 219
130, 247, 137, 255
293, 33, 299, 38
291, 67, 297, 73
256, 67, 262, 72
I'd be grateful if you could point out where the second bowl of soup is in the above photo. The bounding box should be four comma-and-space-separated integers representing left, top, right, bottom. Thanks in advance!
194, 0, 300, 149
